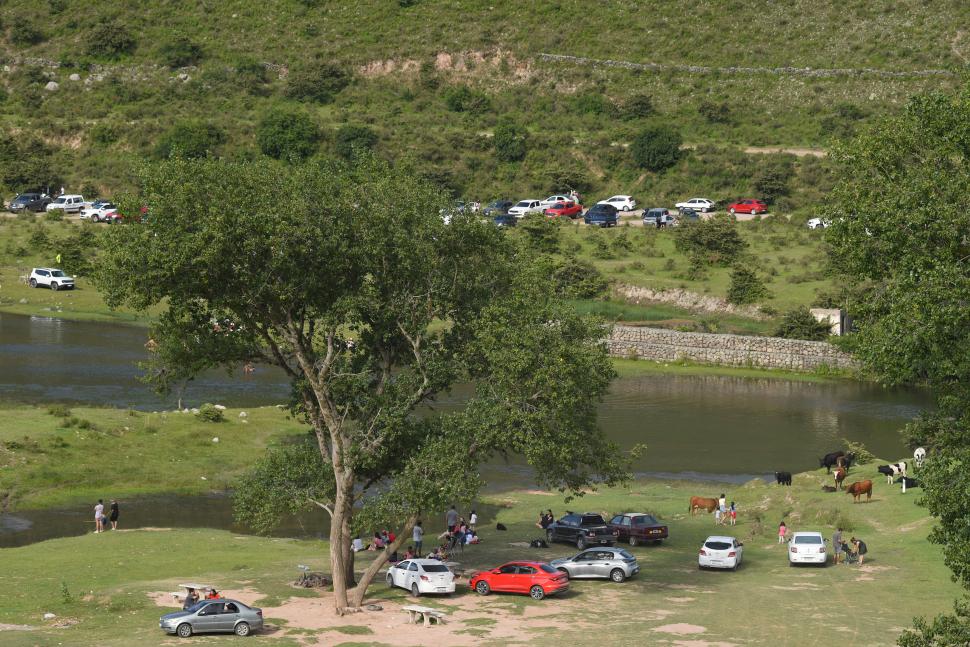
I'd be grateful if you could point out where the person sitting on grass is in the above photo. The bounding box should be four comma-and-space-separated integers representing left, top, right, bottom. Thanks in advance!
404, 546, 415, 560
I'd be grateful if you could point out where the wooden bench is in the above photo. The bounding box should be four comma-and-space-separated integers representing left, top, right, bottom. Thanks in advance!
402, 604, 448, 627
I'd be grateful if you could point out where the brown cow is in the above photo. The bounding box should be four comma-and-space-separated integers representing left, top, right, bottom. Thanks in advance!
689, 496, 718, 515
846, 480, 873, 503
834, 467, 847, 491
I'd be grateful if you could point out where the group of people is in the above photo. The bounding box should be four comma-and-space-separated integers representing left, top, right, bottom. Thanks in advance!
181, 587, 223, 610
351, 505, 481, 565
535, 509, 555, 529
93, 499, 120, 533
351, 529, 398, 559
833, 527, 868, 565
713, 494, 737, 526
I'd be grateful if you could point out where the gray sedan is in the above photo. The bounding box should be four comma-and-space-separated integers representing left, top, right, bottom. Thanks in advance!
159, 599, 263, 637
550, 547, 640, 582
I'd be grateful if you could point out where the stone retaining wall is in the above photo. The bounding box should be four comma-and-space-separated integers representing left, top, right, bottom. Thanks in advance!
608, 325, 858, 372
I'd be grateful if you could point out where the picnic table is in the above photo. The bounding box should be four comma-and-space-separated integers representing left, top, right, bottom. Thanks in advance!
401, 604, 448, 627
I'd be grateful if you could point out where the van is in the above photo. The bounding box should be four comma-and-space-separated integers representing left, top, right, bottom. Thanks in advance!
46, 194, 86, 214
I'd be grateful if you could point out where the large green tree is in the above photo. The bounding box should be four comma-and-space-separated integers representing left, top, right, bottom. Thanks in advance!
825, 84, 970, 645
95, 155, 627, 613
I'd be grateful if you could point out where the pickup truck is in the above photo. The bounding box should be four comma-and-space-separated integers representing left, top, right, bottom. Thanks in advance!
546, 513, 617, 550
609, 513, 669, 546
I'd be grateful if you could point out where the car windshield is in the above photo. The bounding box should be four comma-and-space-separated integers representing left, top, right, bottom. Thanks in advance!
52, 197, 65, 203
422, 564, 450, 573
538, 564, 557, 574
705, 541, 732, 550
551, 203, 566, 209
186, 600, 207, 613
794, 535, 823, 544
582, 515, 605, 525
50, 270, 66, 277
633, 515, 659, 526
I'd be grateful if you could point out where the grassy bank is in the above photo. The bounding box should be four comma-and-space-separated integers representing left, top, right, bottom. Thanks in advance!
0, 465, 957, 646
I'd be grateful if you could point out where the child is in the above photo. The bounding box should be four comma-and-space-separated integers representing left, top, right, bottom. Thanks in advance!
714, 507, 722, 525
778, 521, 787, 543
729, 502, 737, 526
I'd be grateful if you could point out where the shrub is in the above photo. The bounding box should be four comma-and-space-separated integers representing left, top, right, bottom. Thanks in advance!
622, 93, 654, 119
573, 91, 613, 116
841, 439, 875, 465
47, 404, 72, 418
86, 21, 136, 59
196, 403, 225, 423
44, 211, 64, 222
28, 226, 51, 250
88, 122, 120, 145
9, 21, 46, 47
285, 61, 351, 103
727, 266, 769, 305
256, 108, 319, 161
442, 84, 490, 114
235, 58, 269, 95
333, 124, 377, 160
158, 36, 204, 68
552, 256, 609, 298
753, 159, 795, 204
518, 214, 560, 253
493, 120, 527, 162
774, 307, 831, 341
699, 100, 732, 124
673, 217, 747, 266
155, 120, 224, 159
631, 125, 683, 172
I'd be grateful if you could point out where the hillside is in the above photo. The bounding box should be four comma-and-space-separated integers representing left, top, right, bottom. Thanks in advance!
0, 0, 965, 206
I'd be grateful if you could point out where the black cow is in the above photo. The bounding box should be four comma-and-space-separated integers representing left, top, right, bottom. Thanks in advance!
837, 452, 857, 470
819, 451, 846, 473
896, 476, 919, 489
774, 471, 792, 486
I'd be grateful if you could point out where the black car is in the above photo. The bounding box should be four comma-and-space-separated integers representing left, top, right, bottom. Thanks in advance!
584, 204, 619, 227
483, 199, 515, 217
677, 206, 700, 220
9, 192, 51, 213
493, 213, 516, 227
546, 512, 617, 550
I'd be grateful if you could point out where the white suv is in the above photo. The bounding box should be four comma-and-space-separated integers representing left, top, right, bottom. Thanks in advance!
508, 199, 542, 218
788, 531, 827, 566
46, 194, 86, 214
29, 268, 75, 291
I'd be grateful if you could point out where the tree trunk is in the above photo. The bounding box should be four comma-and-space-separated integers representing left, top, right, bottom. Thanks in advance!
328, 470, 355, 613
348, 517, 416, 608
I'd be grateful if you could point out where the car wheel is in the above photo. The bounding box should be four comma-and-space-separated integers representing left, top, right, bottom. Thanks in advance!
234, 622, 250, 637
610, 568, 625, 583
622, 206, 630, 212
732, 563, 738, 572
576, 536, 586, 550
93, 215, 100, 222
386, 573, 394, 588
411, 583, 421, 597
475, 580, 490, 596
652, 539, 663, 546
629, 536, 639, 547
751, 209, 759, 215
176, 623, 192, 638
51, 282, 59, 291
789, 561, 796, 568
698, 564, 704, 571
529, 585, 545, 600
729, 208, 737, 214
557, 567, 569, 576
29, 279, 37, 288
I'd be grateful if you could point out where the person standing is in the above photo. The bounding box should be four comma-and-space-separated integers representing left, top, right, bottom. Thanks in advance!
714, 506, 722, 526
446, 505, 459, 533
778, 521, 787, 544
94, 499, 105, 534
729, 501, 737, 526
469, 509, 478, 532
109, 500, 120, 530
413, 521, 424, 556
833, 527, 844, 564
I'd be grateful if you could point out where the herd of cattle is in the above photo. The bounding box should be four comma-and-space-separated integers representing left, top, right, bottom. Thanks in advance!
770, 449, 926, 502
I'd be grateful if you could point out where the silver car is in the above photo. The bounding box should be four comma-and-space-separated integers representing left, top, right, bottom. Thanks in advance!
550, 547, 640, 583
159, 599, 263, 637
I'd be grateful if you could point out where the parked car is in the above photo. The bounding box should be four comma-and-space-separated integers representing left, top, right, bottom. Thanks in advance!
543, 200, 582, 219
539, 194, 572, 208
469, 561, 569, 600
584, 203, 619, 228
159, 599, 263, 637
29, 268, 75, 291
675, 198, 715, 213
727, 199, 768, 215
550, 547, 640, 582
698, 535, 744, 571
677, 206, 701, 222
597, 195, 637, 212
508, 199, 543, 218
642, 208, 676, 227
546, 512, 617, 549
788, 531, 828, 567
80, 202, 119, 222
8, 192, 51, 213
483, 199, 515, 217
609, 513, 668, 546
386, 559, 456, 597
493, 213, 517, 227
45, 194, 85, 214
807, 217, 829, 230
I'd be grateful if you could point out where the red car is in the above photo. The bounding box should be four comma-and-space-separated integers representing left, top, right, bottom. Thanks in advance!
468, 561, 569, 600
543, 201, 583, 219
727, 199, 768, 215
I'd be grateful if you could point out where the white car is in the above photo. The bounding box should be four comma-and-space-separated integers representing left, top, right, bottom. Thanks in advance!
675, 198, 715, 213
45, 194, 85, 214
80, 202, 119, 222
539, 194, 572, 208
596, 195, 637, 212
386, 559, 456, 597
29, 267, 75, 291
788, 531, 827, 566
807, 217, 829, 230
698, 535, 743, 571
508, 199, 542, 218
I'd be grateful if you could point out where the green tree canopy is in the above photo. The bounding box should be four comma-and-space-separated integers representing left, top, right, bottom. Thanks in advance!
631, 125, 683, 172
256, 108, 319, 161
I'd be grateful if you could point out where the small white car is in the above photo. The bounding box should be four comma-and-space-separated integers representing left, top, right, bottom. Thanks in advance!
539, 194, 572, 208
807, 217, 829, 230
698, 535, 743, 571
80, 202, 119, 222
386, 559, 456, 597
597, 195, 637, 212
788, 531, 827, 566
29, 267, 75, 291
675, 198, 715, 213
45, 194, 85, 214
508, 199, 542, 218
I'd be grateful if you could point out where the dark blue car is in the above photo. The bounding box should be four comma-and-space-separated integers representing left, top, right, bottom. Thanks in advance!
584, 204, 619, 227
493, 213, 516, 227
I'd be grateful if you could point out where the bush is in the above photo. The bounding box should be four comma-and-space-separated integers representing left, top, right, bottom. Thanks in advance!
699, 100, 732, 124
726, 266, 769, 305
493, 120, 527, 162
47, 404, 72, 418
196, 403, 225, 423
9, 22, 46, 47
552, 256, 609, 299
673, 217, 747, 266
518, 214, 560, 253
28, 226, 51, 251
573, 91, 613, 116
774, 307, 831, 341
158, 36, 204, 68
86, 21, 136, 59
622, 93, 654, 119
235, 59, 269, 95
841, 439, 875, 465
442, 84, 490, 114
155, 120, 224, 159
285, 61, 351, 103
631, 125, 683, 172
256, 108, 319, 161
88, 122, 120, 145
753, 159, 795, 204
334, 124, 377, 160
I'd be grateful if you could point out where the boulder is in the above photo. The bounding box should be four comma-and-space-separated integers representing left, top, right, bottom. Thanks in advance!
68, 73, 81, 82
44, 81, 59, 92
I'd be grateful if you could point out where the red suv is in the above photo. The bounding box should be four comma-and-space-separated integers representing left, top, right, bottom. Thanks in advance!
469, 561, 569, 600
727, 199, 768, 215
543, 201, 582, 219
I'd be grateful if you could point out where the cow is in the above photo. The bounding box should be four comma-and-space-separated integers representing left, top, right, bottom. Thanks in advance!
834, 467, 847, 490
689, 496, 718, 516
819, 451, 846, 473
877, 462, 907, 485
836, 452, 856, 471
774, 471, 792, 486
846, 480, 873, 503
821, 485, 837, 493
896, 476, 920, 489
914, 447, 927, 469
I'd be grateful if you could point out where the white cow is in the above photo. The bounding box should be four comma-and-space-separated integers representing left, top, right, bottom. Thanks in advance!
914, 447, 927, 469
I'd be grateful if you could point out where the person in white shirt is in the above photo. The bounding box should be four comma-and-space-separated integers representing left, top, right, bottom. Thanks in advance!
351, 535, 365, 552
94, 499, 104, 533
413, 521, 424, 555
469, 510, 478, 531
